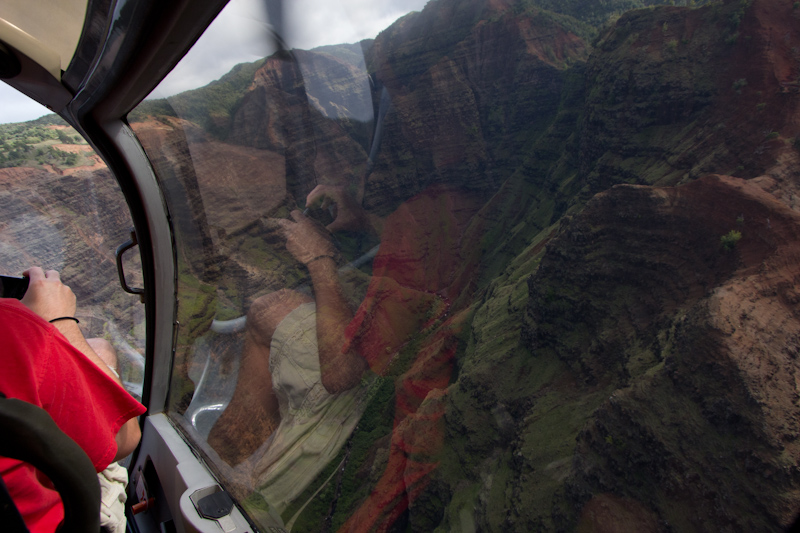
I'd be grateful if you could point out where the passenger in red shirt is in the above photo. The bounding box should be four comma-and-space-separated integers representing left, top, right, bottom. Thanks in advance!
0, 267, 146, 532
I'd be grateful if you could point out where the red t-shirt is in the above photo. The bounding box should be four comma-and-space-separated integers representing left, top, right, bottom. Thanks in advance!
343, 186, 482, 373
0, 299, 147, 532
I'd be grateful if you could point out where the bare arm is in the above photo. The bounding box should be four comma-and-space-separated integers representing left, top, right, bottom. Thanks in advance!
307, 256, 368, 393
50, 321, 141, 459
278, 211, 368, 393
21, 267, 141, 459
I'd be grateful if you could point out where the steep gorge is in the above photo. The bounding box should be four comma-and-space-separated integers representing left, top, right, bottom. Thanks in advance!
126, 0, 800, 529
2, 0, 799, 530
411, 0, 800, 530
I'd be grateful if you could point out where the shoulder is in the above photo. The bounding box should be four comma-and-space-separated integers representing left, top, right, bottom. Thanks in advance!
0, 299, 56, 404
0, 299, 55, 363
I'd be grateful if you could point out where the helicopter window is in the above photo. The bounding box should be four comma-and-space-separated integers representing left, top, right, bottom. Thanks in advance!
126, 0, 800, 530
129, 0, 474, 527
0, 110, 146, 400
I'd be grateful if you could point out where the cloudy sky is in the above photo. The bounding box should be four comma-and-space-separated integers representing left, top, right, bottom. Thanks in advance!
0, 0, 428, 123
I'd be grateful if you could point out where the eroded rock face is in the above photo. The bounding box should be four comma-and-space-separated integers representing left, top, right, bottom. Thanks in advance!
131, 117, 308, 322
229, 50, 373, 204
361, 0, 589, 214
221, 0, 589, 215
580, 0, 800, 195
522, 175, 800, 530
0, 167, 132, 303
0, 165, 142, 362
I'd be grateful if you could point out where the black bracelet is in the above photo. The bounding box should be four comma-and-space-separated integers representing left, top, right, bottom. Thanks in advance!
49, 316, 80, 324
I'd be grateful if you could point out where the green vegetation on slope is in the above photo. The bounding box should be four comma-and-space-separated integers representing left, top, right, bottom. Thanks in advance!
528, 0, 712, 30
0, 121, 92, 169
129, 58, 266, 140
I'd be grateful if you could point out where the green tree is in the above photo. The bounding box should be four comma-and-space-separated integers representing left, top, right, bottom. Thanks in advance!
57, 130, 75, 144
721, 230, 742, 251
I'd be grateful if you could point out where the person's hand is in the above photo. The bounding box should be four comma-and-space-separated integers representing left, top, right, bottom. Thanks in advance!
20, 267, 77, 322
20, 268, 127, 390
276, 210, 337, 265
306, 185, 369, 233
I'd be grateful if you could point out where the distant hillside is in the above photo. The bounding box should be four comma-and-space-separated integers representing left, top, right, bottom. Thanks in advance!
0, 120, 96, 170
310, 42, 373, 68
129, 58, 266, 140
128, 42, 380, 143
528, 0, 712, 28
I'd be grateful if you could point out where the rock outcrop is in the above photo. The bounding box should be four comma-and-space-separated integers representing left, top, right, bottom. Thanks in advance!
521, 174, 800, 531
580, 0, 800, 198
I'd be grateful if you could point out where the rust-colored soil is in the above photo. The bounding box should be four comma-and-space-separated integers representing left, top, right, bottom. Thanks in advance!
63, 155, 107, 175
53, 143, 93, 154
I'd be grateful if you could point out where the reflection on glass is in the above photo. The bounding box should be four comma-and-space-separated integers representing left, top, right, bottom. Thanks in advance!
130, 0, 518, 527
131, 0, 800, 530
131, 0, 484, 523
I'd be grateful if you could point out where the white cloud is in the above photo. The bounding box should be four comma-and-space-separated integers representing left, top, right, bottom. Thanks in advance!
152, 0, 274, 98
153, 0, 430, 98
285, 0, 429, 50
0, 82, 51, 124
1, 0, 431, 121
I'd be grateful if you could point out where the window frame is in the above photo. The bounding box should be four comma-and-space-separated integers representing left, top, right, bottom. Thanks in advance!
57, 0, 232, 413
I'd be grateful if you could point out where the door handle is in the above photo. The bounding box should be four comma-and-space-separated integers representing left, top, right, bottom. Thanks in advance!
116, 228, 145, 302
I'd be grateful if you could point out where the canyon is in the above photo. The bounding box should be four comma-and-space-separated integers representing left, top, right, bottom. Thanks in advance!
2, 0, 800, 530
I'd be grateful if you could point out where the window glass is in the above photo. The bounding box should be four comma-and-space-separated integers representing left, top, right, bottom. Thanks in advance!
131, 1, 456, 527
130, 0, 800, 531
0, 114, 145, 398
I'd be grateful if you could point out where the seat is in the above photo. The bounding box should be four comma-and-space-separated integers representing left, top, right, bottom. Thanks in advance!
0, 396, 100, 533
